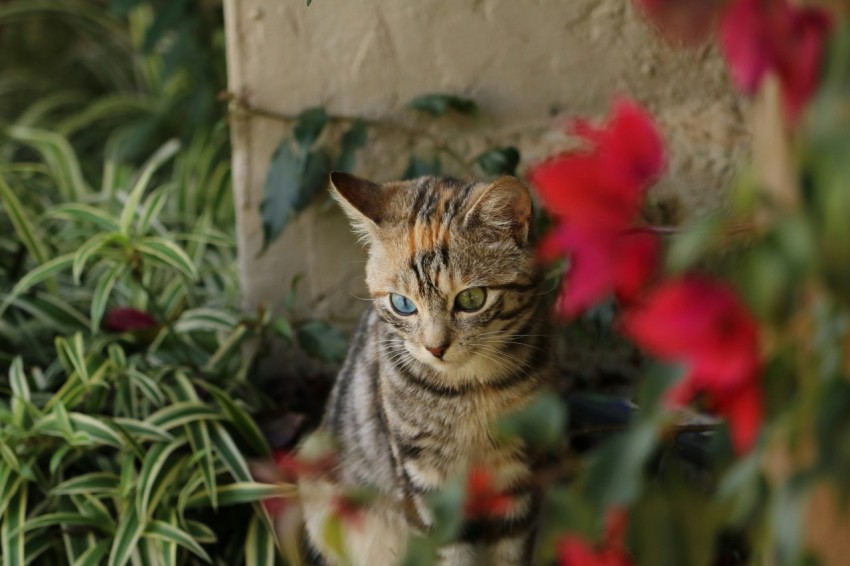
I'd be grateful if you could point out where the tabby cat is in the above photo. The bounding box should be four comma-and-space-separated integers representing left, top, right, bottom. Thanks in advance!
298, 172, 554, 565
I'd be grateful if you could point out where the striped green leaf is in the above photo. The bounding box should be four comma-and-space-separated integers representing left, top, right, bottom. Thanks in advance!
245, 513, 276, 566
145, 519, 211, 562
125, 369, 166, 407
204, 324, 248, 371
73, 233, 120, 284
0, 174, 49, 265
185, 482, 295, 509
175, 308, 238, 335
146, 402, 223, 431
209, 423, 252, 482
47, 203, 121, 232
70, 493, 116, 533
72, 539, 111, 566
171, 374, 217, 509
90, 262, 127, 332
6, 126, 91, 198
204, 382, 270, 456
1, 480, 28, 566
0, 470, 24, 521
56, 94, 150, 139
136, 438, 187, 518
0, 253, 74, 317
51, 472, 120, 496
107, 503, 144, 566
137, 237, 198, 280
113, 418, 173, 443
55, 333, 90, 384
9, 356, 30, 402
13, 293, 90, 330
118, 139, 180, 235
13, 512, 108, 535
24, 533, 57, 565
68, 413, 124, 448
137, 185, 171, 235
184, 520, 217, 545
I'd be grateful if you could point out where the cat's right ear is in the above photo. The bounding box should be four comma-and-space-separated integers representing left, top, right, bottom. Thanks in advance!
329, 171, 389, 242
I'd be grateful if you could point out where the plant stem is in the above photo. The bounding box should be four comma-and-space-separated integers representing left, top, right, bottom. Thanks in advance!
223, 91, 476, 176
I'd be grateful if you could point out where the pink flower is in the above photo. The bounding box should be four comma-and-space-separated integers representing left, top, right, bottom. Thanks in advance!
720, 0, 832, 122
621, 276, 763, 452
633, 0, 724, 46
104, 307, 158, 333
529, 99, 665, 317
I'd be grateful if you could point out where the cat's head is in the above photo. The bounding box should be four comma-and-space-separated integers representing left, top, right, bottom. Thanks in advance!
330, 172, 542, 379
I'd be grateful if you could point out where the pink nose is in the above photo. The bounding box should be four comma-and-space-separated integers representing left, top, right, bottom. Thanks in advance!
426, 344, 449, 359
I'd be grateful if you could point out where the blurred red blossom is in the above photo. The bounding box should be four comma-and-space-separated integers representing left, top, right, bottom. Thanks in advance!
104, 307, 158, 333
272, 449, 336, 482
530, 99, 665, 317
720, 0, 832, 122
559, 507, 632, 565
634, 0, 724, 45
621, 277, 763, 453
464, 468, 514, 519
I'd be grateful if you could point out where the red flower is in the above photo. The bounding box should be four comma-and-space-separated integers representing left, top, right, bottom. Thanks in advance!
540, 225, 659, 316
558, 536, 632, 566
104, 307, 158, 333
529, 99, 665, 317
272, 449, 336, 481
621, 277, 763, 452
464, 468, 514, 519
720, 0, 832, 122
633, 0, 724, 46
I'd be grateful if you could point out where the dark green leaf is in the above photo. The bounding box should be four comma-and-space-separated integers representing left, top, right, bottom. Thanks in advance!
294, 107, 328, 149
586, 420, 658, 509
475, 146, 520, 176
334, 121, 369, 172
496, 392, 567, 452
403, 155, 441, 180
296, 320, 347, 362
409, 94, 478, 116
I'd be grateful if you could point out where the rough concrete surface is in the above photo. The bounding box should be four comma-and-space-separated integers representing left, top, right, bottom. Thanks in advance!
224, 0, 749, 327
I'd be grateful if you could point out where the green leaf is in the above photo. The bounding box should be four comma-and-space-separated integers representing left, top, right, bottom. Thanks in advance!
408, 93, 478, 116
125, 369, 166, 407
136, 438, 187, 518
1, 481, 27, 566
90, 262, 127, 331
496, 392, 567, 452
666, 214, 723, 274
259, 141, 330, 252
174, 307, 238, 334
6, 126, 91, 198
113, 418, 174, 443
184, 520, 217, 544
0, 253, 74, 317
107, 503, 144, 566
47, 203, 121, 232
586, 420, 658, 509
0, 174, 49, 265
204, 324, 249, 370
245, 513, 277, 566
209, 422, 252, 482
145, 519, 211, 562
137, 237, 198, 280
55, 333, 90, 384
68, 413, 125, 448
118, 139, 180, 235
475, 146, 520, 176
14, 512, 108, 535
146, 402, 224, 430
9, 357, 30, 402
426, 477, 465, 545
296, 320, 347, 363
72, 539, 111, 566
73, 233, 120, 284
294, 107, 328, 149
185, 482, 295, 508
334, 120, 369, 172
51, 472, 120, 496
137, 185, 171, 234
204, 383, 270, 456
403, 154, 441, 180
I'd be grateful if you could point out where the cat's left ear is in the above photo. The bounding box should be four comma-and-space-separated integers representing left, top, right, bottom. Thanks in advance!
464, 176, 532, 245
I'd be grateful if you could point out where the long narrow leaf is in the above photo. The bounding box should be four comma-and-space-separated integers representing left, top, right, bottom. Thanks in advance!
72, 539, 111, 566
204, 382, 269, 456
118, 139, 180, 235
0, 480, 27, 565
0, 253, 74, 317
136, 438, 186, 518
107, 503, 144, 566
136, 237, 198, 280
0, 174, 49, 265
51, 472, 120, 496
48, 203, 121, 232
244, 513, 276, 566
146, 402, 223, 430
90, 262, 127, 332
144, 519, 211, 562
6, 126, 91, 198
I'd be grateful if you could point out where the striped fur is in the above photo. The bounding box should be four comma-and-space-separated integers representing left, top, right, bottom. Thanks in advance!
299, 173, 554, 565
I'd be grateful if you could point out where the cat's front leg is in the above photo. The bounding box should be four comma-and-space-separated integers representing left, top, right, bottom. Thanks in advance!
436, 542, 476, 566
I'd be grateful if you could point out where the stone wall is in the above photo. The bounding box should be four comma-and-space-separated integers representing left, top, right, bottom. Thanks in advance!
223, 0, 748, 327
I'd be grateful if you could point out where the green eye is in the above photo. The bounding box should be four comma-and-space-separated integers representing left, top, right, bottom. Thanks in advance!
390, 293, 417, 315
455, 287, 487, 312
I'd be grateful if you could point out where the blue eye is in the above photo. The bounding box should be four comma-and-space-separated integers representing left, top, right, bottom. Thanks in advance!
390, 293, 417, 315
